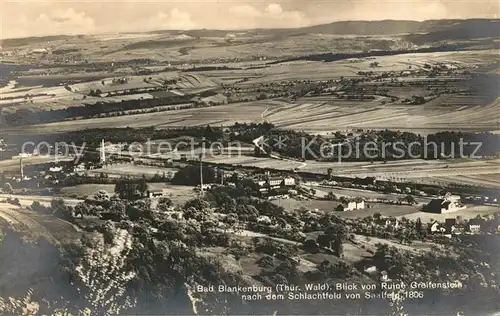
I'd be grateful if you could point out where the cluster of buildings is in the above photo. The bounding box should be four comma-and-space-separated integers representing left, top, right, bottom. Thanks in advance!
252, 173, 297, 197
430, 216, 500, 235
343, 200, 366, 211
425, 194, 467, 214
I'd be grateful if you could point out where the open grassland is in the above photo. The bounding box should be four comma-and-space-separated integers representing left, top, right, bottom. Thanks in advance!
59, 184, 116, 197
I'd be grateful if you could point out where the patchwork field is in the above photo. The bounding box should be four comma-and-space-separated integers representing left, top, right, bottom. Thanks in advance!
220, 50, 499, 84
3, 92, 499, 137
2, 48, 499, 137
421, 173, 500, 188
0, 71, 221, 114
0, 100, 277, 135
265, 97, 500, 134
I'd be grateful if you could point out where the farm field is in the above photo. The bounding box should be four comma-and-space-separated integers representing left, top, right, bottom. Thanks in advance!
265, 97, 500, 134
3, 93, 499, 136
0, 100, 277, 135
2, 49, 499, 135
423, 173, 500, 188
0, 72, 218, 113
219, 50, 499, 85
59, 184, 116, 197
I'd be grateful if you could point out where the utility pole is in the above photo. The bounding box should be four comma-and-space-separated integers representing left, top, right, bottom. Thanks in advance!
199, 153, 204, 196
20, 155, 23, 180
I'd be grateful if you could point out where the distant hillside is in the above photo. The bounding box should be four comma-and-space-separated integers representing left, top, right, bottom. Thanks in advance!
2, 19, 499, 48
294, 20, 424, 35
166, 19, 499, 37
1, 35, 76, 48
404, 19, 500, 44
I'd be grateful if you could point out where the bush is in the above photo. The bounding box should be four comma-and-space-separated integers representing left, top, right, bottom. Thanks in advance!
6, 197, 20, 206
303, 239, 320, 253
31, 201, 49, 213
257, 255, 276, 270
3, 183, 13, 194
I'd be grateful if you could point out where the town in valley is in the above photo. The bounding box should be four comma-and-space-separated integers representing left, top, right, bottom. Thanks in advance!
0, 2, 499, 315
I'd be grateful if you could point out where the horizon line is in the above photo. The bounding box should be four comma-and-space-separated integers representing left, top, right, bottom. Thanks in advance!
1, 17, 499, 41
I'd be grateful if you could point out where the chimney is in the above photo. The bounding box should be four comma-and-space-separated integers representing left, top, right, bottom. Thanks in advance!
100, 139, 106, 163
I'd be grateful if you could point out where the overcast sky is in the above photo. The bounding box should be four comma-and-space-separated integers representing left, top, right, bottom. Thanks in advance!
1, 0, 499, 39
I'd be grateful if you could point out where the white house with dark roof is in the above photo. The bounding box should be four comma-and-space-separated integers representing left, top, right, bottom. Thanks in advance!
425, 194, 466, 214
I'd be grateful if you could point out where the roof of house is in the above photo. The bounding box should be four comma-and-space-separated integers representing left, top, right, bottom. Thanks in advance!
442, 200, 452, 209
428, 199, 445, 208
468, 218, 486, 226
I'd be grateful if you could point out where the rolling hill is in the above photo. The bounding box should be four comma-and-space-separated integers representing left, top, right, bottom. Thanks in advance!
2, 19, 499, 48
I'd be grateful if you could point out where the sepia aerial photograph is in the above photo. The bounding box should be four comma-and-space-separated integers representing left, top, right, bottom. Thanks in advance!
0, 0, 499, 315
